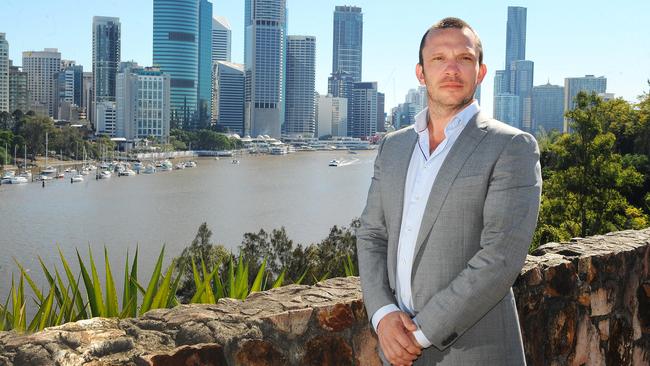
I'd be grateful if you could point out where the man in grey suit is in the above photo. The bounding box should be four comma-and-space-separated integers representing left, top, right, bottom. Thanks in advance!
357, 17, 542, 365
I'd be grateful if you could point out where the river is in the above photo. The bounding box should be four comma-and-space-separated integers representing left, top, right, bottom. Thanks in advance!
0, 150, 376, 301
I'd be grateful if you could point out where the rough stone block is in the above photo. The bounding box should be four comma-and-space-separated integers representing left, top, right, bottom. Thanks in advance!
317, 303, 355, 332
148, 343, 226, 366
590, 288, 613, 317
234, 339, 286, 366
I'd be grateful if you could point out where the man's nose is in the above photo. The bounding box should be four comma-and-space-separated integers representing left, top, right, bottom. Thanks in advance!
443, 60, 461, 74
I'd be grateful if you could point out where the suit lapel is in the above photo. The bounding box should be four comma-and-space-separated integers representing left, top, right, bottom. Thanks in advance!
412, 112, 490, 260
388, 129, 417, 276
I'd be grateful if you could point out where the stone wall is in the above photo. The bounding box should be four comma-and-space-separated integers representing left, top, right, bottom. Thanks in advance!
1, 229, 649, 365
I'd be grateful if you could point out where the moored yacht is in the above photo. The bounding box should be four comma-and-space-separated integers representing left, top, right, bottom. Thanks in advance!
10, 176, 28, 184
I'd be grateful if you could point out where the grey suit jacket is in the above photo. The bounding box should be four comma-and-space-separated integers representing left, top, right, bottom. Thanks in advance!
357, 111, 542, 365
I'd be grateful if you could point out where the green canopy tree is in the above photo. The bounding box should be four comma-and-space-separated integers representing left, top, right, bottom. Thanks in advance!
533, 92, 647, 249
17, 115, 55, 160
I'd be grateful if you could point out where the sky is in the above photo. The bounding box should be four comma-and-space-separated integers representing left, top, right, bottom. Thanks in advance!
2, 0, 649, 117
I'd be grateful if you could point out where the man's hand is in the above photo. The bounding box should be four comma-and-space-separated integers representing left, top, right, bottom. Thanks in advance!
376, 311, 422, 365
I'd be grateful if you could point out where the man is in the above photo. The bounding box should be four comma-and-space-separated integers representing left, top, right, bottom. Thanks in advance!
357, 17, 541, 365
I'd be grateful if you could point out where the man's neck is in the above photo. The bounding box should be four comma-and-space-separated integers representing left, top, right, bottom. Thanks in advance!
425, 100, 473, 154
427, 102, 471, 129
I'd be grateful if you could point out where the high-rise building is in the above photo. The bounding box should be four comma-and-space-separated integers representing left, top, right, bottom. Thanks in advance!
22, 48, 61, 117
327, 70, 355, 99
350, 82, 377, 138
244, 0, 286, 137
510, 60, 534, 132
495, 6, 532, 130
95, 101, 117, 136
564, 75, 607, 131
493, 70, 508, 96
153, 0, 199, 129
332, 6, 363, 82
564, 75, 607, 113
316, 93, 347, 138
494, 94, 520, 127
197, 0, 213, 128
0, 33, 8, 113
505, 6, 526, 75
57, 63, 83, 107
392, 103, 416, 129
9, 63, 29, 113
532, 82, 564, 134
405, 87, 427, 114
213, 61, 245, 134
285, 35, 316, 137
212, 16, 232, 62
92, 16, 121, 123
377, 92, 385, 133
82, 72, 93, 121
116, 64, 171, 140
56, 63, 83, 120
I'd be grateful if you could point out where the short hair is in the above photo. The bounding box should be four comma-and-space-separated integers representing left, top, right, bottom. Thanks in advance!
418, 17, 483, 66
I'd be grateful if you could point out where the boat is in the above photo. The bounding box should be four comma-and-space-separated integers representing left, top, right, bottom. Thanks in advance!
41, 132, 57, 175
119, 169, 136, 176
329, 159, 340, 167
175, 162, 185, 170
231, 159, 240, 164
10, 176, 28, 184
41, 166, 57, 174
36, 174, 52, 181
184, 160, 197, 168
19, 145, 31, 181
71, 174, 84, 183
18, 170, 32, 181
143, 164, 156, 174
99, 170, 112, 179
1, 170, 16, 184
270, 145, 288, 155
216, 150, 234, 157
159, 159, 173, 171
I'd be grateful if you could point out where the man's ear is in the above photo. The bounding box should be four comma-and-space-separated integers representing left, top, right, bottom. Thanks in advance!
415, 63, 425, 86
477, 63, 487, 84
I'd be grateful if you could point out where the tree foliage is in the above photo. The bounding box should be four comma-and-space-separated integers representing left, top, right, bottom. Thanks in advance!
532, 91, 649, 250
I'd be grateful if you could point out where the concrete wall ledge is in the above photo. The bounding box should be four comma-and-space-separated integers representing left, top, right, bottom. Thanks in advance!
1, 228, 650, 365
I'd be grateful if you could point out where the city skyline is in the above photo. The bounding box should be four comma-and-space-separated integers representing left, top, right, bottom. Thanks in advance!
1, 0, 649, 118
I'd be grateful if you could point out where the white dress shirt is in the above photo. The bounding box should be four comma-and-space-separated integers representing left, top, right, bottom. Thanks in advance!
371, 101, 480, 348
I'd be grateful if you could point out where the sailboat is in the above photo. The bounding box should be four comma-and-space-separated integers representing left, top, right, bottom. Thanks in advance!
41, 132, 56, 175
18, 145, 31, 181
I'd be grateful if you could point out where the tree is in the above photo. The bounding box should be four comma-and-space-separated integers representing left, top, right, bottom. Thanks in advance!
174, 222, 230, 302
0, 111, 11, 130
17, 115, 54, 160
533, 92, 647, 249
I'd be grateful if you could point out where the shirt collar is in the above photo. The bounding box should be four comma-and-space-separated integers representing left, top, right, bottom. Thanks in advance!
414, 100, 480, 134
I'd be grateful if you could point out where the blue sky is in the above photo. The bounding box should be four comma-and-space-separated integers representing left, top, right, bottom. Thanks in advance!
2, 0, 649, 116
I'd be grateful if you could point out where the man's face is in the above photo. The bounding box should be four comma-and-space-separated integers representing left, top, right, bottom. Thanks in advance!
416, 27, 487, 111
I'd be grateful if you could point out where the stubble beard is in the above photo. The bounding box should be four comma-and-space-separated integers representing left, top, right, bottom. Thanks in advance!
426, 85, 476, 116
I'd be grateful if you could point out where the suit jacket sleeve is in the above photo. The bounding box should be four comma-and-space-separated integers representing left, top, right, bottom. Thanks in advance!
356, 136, 397, 320
416, 132, 542, 350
